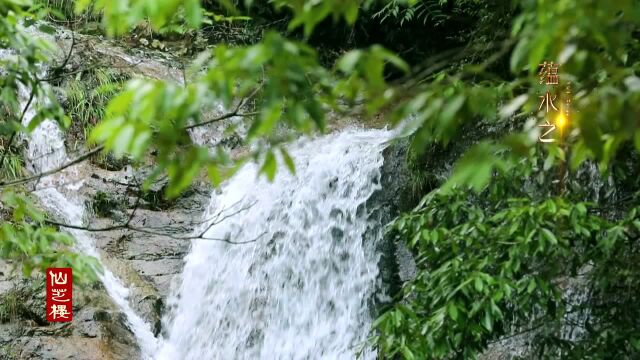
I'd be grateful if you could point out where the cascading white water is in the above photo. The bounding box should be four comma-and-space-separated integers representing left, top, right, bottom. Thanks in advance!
13, 75, 159, 356
158, 128, 390, 360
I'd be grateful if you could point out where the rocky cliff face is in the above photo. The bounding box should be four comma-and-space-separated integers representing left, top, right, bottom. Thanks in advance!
0, 167, 209, 359
0, 26, 211, 359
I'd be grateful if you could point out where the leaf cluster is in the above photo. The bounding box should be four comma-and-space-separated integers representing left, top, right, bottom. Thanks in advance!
373, 162, 640, 358
0, 191, 100, 284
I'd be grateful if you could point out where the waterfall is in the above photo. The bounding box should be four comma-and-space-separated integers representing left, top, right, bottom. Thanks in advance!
4, 22, 394, 358
158, 128, 391, 360
14, 79, 159, 356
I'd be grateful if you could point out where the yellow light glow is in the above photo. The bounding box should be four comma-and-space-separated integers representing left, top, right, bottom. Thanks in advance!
556, 112, 568, 129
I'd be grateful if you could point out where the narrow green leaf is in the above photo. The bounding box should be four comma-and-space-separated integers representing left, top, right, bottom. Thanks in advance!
541, 228, 558, 245
482, 311, 493, 332
280, 148, 296, 174
260, 151, 277, 181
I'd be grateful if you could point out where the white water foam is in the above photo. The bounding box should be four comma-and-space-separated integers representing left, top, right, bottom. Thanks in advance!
158, 128, 390, 360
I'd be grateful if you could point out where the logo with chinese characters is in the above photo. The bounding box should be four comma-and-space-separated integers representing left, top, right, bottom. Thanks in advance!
46, 268, 73, 322
537, 61, 571, 143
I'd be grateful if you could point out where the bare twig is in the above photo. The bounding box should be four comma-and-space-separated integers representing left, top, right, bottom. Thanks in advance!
196, 200, 256, 238
39, 59, 144, 83
45, 219, 265, 245
188, 197, 245, 226
183, 86, 261, 130
184, 110, 258, 130
124, 175, 142, 227
51, 27, 76, 75
45, 196, 259, 244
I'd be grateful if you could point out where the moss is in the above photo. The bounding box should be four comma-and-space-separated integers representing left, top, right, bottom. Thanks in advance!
92, 191, 126, 218
140, 184, 194, 211
0, 344, 18, 360
34, 0, 102, 25
90, 152, 132, 171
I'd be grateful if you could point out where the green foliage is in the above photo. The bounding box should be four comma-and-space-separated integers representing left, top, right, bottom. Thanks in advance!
63, 68, 127, 146
3, 1, 640, 357
75, 0, 204, 35
91, 190, 125, 217
271, 0, 362, 37
1, 0, 99, 285
0, 0, 69, 135
372, 0, 448, 27
0, 344, 18, 360
0, 287, 20, 322
398, 0, 640, 193
0, 145, 25, 181
0, 277, 46, 324
90, 151, 131, 171
32, 0, 93, 21
373, 156, 640, 358
0, 191, 100, 284
89, 30, 405, 197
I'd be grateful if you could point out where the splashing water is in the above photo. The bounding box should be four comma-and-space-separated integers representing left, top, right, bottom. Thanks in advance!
158, 129, 391, 360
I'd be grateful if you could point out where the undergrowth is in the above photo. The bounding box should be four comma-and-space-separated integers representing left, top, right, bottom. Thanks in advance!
0, 138, 25, 182
62, 68, 128, 150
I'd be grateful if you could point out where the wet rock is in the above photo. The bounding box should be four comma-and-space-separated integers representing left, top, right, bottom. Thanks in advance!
0, 275, 141, 360
366, 137, 418, 308
73, 308, 101, 338
2, 23, 215, 360
91, 152, 131, 172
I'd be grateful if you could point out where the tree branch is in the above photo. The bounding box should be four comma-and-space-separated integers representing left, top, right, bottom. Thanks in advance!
51, 26, 76, 75
39, 60, 144, 83
195, 200, 256, 238
3, 79, 260, 190
0, 145, 103, 188
44, 196, 260, 244
184, 87, 261, 130
45, 219, 265, 245
0, 94, 255, 189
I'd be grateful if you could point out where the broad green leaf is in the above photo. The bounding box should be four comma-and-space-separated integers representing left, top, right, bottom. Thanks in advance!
541, 228, 558, 245
447, 303, 459, 321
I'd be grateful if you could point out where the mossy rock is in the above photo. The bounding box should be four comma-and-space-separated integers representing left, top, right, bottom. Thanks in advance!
78, 22, 103, 36
0, 344, 18, 360
91, 152, 131, 172
92, 191, 127, 218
